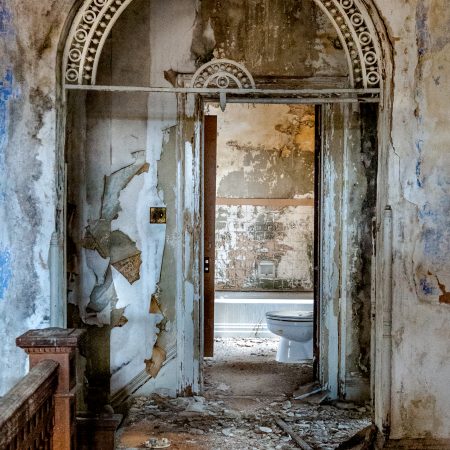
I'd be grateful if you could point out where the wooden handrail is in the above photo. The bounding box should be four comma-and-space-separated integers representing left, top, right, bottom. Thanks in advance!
0, 360, 59, 450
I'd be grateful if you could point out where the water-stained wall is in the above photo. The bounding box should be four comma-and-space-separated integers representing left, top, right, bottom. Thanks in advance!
375, 0, 450, 439
194, 0, 348, 78
210, 104, 315, 291
0, 0, 76, 395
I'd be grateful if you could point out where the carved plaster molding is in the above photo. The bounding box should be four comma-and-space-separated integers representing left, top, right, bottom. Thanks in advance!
63, 0, 382, 89
64, 0, 133, 85
191, 59, 256, 90
312, 0, 382, 88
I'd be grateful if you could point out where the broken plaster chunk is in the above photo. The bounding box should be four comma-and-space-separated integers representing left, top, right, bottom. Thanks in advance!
143, 437, 170, 449
221, 428, 235, 437
111, 252, 142, 284
101, 155, 149, 222
150, 294, 163, 314
109, 230, 142, 284
185, 401, 207, 414
216, 382, 230, 392
87, 265, 118, 313
145, 345, 167, 378
82, 219, 111, 258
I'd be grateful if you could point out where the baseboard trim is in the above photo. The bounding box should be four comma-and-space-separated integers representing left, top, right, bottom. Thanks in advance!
385, 438, 450, 449
110, 345, 177, 409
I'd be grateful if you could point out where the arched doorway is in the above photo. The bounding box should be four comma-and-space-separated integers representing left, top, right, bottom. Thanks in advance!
59, 0, 393, 436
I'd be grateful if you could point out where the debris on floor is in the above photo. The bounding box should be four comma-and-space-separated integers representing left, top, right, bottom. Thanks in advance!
336, 424, 378, 450
117, 338, 372, 450
204, 338, 313, 398
143, 437, 171, 448
118, 394, 372, 449
276, 418, 313, 450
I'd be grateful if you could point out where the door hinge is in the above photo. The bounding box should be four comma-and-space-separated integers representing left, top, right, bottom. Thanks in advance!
204, 257, 210, 273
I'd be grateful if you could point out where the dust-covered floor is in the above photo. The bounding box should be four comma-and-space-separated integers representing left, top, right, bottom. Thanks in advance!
117, 338, 372, 449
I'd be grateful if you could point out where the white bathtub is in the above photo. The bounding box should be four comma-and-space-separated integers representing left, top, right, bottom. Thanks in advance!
214, 291, 314, 338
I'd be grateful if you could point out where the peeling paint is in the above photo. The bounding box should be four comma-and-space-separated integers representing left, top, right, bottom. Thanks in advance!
0, 68, 14, 199
0, 1, 13, 36
215, 206, 314, 291
212, 104, 315, 291
436, 276, 450, 305
150, 294, 163, 315
80, 157, 149, 319
102, 153, 149, 221
0, 247, 12, 299
145, 345, 166, 378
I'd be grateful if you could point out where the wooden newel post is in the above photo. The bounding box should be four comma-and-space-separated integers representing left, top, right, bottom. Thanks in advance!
16, 328, 86, 450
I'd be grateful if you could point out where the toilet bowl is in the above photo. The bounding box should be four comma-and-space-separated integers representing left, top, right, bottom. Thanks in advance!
266, 311, 314, 363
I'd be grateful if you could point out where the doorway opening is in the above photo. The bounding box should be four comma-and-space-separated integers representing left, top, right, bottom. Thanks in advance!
202, 102, 319, 399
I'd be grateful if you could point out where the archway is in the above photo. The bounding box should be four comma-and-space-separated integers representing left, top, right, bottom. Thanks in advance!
63, 0, 382, 90
59, 0, 393, 436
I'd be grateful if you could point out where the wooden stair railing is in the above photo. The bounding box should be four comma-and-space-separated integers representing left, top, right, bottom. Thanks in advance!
0, 328, 85, 450
0, 360, 59, 450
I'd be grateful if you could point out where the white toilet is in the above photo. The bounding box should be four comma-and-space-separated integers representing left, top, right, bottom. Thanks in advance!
266, 311, 314, 363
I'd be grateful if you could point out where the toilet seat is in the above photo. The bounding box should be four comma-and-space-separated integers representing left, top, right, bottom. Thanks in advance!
266, 310, 313, 322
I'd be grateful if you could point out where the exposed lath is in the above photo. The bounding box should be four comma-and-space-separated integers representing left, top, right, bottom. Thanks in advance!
63, 0, 382, 90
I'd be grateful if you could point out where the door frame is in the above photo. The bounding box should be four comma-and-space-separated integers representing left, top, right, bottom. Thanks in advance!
194, 97, 383, 407
202, 115, 218, 358
200, 101, 323, 367
196, 94, 373, 393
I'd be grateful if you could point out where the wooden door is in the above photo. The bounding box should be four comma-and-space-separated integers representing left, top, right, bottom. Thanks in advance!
203, 115, 217, 357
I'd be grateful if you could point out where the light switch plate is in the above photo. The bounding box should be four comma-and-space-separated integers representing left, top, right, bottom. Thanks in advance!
150, 207, 167, 224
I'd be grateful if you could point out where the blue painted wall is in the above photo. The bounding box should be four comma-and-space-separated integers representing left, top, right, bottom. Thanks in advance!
0, 0, 15, 301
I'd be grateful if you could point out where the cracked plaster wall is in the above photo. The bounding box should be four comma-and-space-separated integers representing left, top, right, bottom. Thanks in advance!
210, 103, 315, 291
374, 0, 450, 439
67, 0, 200, 402
0, 0, 448, 441
0, 0, 75, 396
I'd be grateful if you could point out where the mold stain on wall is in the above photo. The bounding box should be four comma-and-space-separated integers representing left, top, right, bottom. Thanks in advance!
196, 0, 348, 77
